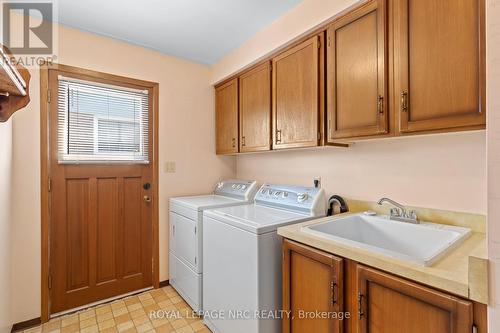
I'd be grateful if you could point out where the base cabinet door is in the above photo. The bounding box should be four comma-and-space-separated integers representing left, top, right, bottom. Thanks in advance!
394, 0, 485, 133
282, 239, 344, 333
215, 78, 239, 154
326, 0, 388, 141
356, 265, 473, 333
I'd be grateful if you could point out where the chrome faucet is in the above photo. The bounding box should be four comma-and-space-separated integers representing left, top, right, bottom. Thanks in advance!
377, 197, 419, 224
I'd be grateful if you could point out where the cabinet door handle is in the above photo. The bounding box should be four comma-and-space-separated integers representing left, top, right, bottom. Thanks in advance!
276, 130, 282, 143
401, 91, 408, 113
377, 95, 384, 114
358, 292, 365, 319
331, 281, 338, 305
231, 138, 236, 148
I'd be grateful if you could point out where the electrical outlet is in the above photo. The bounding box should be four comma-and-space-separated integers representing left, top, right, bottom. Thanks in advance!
164, 161, 176, 173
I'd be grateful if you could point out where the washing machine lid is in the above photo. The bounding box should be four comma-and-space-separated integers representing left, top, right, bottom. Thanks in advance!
170, 194, 249, 211
203, 204, 312, 234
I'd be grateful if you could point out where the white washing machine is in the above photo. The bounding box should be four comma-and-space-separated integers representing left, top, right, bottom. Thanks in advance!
202, 183, 326, 333
169, 179, 259, 312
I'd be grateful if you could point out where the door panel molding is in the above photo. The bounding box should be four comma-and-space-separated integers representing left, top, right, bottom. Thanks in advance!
40, 63, 159, 321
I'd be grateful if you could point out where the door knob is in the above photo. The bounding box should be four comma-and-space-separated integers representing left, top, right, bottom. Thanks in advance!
143, 195, 152, 203
143, 182, 151, 190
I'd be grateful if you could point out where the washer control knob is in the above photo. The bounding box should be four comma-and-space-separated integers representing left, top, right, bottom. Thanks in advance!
232, 184, 237, 189
236, 184, 242, 189
282, 192, 288, 198
268, 190, 274, 196
216, 182, 224, 189
297, 193, 308, 203
241, 185, 247, 190
261, 189, 267, 194
274, 191, 281, 197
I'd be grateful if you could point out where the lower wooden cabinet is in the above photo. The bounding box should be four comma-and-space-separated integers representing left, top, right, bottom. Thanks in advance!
283, 239, 344, 333
357, 265, 473, 333
282, 239, 483, 333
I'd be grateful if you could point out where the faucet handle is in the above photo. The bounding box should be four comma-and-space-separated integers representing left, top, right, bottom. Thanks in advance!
389, 207, 401, 217
408, 210, 418, 220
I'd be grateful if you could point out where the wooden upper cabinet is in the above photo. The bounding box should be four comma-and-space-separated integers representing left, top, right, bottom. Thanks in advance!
215, 78, 238, 154
283, 239, 344, 333
357, 265, 473, 333
394, 0, 485, 133
272, 36, 320, 149
239, 62, 271, 152
327, 0, 387, 141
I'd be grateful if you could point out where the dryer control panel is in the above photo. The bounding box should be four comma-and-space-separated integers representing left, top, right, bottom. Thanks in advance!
213, 179, 259, 201
255, 183, 326, 216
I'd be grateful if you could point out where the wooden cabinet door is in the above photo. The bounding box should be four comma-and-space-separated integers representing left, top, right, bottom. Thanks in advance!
327, 0, 387, 141
394, 0, 485, 133
272, 36, 319, 149
215, 78, 238, 154
283, 239, 344, 333
239, 62, 271, 152
357, 265, 473, 333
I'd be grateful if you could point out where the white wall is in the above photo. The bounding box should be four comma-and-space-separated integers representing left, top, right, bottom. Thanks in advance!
487, 0, 500, 329
0, 119, 13, 333
237, 132, 486, 214
9, 21, 235, 322
212, 0, 487, 215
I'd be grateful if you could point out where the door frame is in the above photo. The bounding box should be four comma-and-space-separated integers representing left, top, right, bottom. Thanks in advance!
40, 63, 160, 322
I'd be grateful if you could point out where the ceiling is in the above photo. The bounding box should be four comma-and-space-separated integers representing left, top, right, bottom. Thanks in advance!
57, 0, 302, 65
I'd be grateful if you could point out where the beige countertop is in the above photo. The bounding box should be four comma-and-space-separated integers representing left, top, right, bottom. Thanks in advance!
277, 212, 488, 304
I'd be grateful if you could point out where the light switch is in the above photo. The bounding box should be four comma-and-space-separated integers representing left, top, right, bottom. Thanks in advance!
164, 161, 176, 173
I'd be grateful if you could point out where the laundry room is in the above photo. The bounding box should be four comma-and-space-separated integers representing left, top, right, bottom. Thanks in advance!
0, 0, 498, 332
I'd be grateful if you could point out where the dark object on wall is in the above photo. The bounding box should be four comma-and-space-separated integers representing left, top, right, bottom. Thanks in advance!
327, 195, 348, 216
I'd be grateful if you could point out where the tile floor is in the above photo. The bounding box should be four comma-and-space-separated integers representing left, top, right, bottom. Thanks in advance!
23, 286, 211, 333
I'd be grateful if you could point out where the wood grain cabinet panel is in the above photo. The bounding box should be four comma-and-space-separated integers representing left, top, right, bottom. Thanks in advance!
239, 62, 271, 152
215, 78, 238, 154
327, 0, 388, 141
394, 0, 485, 133
357, 265, 473, 333
272, 36, 320, 149
282, 239, 344, 333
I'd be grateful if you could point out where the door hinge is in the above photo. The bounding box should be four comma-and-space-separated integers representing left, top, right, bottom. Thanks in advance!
47, 89, 51, 103
317, 132, 321, 140
48, 177, 52, 192
472, 325, 478, 333
328, 36, 331, 47
194, 257, 197, 265
48, 275, 52, 289
194, 226, 197, 234
318, 40, 321, 49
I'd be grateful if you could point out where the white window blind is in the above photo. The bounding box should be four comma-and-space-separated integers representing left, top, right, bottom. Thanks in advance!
57, 76, 149, 164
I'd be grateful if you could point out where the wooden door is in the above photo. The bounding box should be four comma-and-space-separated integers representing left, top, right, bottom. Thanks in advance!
239, 62, 271, 152
48, 68, 156, 314
272, 36, 319, 149
327, 0, 387, 140
394, 0, 485, 133
283, 239, 344, 333
357, 265, 473, 333
215, 78, 238, 154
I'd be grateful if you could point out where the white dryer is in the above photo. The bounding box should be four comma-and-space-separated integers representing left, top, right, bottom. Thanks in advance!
202, 183, 326, 333
169, 179, 259, 312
